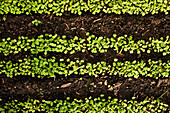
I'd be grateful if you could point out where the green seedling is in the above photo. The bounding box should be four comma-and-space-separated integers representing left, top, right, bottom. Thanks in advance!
36, 88, 43, 95
32, 19, 41, 26
0, 0, 169, 16
3, 17, 6, 21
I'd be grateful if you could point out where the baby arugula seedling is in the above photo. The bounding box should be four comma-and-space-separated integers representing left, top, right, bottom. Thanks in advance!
3, 16, 6, 21
0, 34, 169, 57
32, 19, 41, 26
0, 56, 169, 79
0, 0, 169, 16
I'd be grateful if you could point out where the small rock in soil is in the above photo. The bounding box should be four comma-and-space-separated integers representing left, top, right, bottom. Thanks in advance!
61, 83, 72, 88
32, 84, 38, 89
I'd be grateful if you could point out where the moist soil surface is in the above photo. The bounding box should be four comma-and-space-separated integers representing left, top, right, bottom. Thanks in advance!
0, 74, 170, 106
0, 12, 170, 106
0, 12, 170, 40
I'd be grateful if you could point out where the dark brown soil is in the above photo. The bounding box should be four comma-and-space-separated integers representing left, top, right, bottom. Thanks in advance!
0, 74, 169, 106
0, 11, 170, 106
0, 12, 169, 40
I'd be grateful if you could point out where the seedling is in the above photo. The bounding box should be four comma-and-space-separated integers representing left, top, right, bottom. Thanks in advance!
32, 19, 41, 26
36, 88, 44, 95
3, 17, 6, 21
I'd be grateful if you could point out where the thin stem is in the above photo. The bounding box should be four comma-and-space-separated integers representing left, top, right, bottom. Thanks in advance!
158, 88, 169, 99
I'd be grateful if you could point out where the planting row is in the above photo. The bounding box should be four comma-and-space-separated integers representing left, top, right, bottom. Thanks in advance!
0, 33, 169, 56
0, 0, 169, 16
0, 56, 169, 79
0, 96, 169, 113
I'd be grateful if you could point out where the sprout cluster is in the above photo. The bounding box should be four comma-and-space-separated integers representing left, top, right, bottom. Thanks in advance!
1, 0, 169, 112
31, 19, 41, 26
0, 0, 169, 16
0, 96, 168, 113
0, 34, 169, 56
0, 57, 169, 79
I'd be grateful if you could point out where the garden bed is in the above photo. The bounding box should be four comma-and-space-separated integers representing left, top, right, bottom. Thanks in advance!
0, 0, 170, 112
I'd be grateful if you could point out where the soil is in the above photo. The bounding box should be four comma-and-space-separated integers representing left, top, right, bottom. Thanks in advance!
0, 12, 169, 40
0, 11, 170, 106
0, 74, 170, 106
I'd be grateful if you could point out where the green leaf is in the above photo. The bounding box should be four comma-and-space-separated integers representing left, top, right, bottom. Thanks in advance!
86, 32, 90, 36
49, 43, 56, 47
44, 51, 47, 55
113, 34, 117, 38
70, 50, 75, 54
60, 59, 64, 62
147, 50, 151, 53
163, 52, 166, 56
